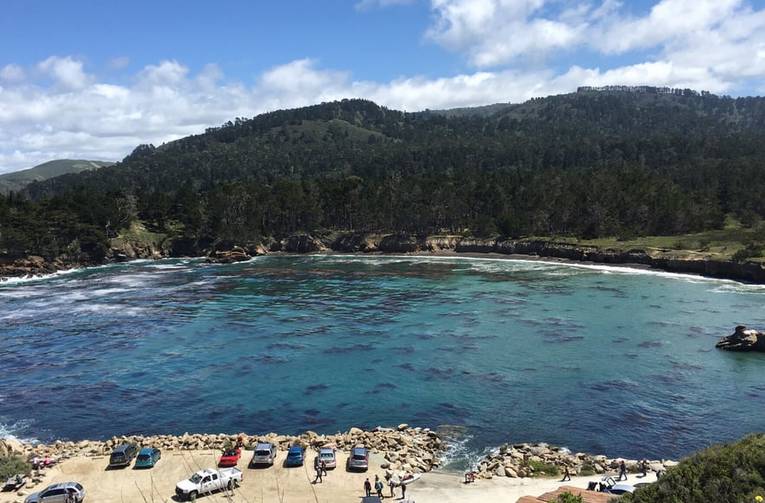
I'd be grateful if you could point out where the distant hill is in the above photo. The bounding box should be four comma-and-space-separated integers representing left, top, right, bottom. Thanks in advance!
0, 159, 114, 194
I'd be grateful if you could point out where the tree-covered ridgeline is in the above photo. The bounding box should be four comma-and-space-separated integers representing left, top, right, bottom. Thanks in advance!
2, 90, 765, 262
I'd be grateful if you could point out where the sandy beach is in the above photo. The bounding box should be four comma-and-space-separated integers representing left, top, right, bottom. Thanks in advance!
0, 447, 658, 503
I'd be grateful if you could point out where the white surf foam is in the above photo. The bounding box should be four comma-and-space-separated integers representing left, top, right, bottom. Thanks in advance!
318, 253, 760, 288
0, 419, 39, 444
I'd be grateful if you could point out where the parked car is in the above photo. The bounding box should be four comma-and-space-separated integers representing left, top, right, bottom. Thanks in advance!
588, 476, 635, 495
285, 445, 306, 467
218, 447, 241, 467
250, 442, 277, 466
3, 474, 26, 491
108, 444, 138, 468
134, 447, 161, 468
175, 468, 242, 501
318, 447, 337, 469
24, 482, 85, 503
347, 447, 369, 471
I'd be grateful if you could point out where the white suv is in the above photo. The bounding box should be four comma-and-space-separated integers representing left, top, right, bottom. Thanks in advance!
25, 482, 86, 503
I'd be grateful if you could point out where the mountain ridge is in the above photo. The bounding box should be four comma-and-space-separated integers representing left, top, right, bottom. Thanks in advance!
0, 159, 114, 194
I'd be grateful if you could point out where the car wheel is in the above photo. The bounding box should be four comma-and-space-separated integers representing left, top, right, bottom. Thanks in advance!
227, 480, 233, 490
189, 491, 198, 501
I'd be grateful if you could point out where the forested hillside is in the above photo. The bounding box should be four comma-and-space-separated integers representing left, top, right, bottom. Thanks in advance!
2, 90, 765, 264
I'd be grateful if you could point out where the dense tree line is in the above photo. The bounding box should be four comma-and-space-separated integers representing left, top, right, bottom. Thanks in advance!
2, 92, 765, 262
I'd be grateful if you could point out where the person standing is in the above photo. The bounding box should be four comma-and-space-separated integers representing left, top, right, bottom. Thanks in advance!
619, 460, 628, 481
313, 455, 323, 483
389, 477, 396, 498
375, 475, 384, 499
562, 465, 571, 481
401, 482, 407, 499
364, 478, 372, 497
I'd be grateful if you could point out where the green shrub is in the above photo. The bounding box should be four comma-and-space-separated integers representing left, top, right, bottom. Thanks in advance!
524, 459, 561, 477
621, 434, 765, 503
554, 492, 584, 503
578, 463, 597, 476
0, 455, 31, 480
732, 242, 764, 262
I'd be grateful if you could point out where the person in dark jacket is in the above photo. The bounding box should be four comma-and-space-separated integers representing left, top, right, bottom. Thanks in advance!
364, 478, 372, 497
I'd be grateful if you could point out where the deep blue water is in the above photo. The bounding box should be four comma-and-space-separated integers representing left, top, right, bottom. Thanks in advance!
1, 255, 764, 463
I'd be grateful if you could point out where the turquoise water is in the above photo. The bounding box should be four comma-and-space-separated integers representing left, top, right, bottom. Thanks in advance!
1, 255, 764, 462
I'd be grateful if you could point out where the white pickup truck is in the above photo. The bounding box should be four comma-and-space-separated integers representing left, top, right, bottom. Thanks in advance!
175, 468, 243, 501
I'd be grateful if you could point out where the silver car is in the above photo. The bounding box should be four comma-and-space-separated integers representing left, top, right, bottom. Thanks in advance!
347, 447, 369, 471
250, 442, 277, 466
25, 482, 85, 503
319, 447, 337, 469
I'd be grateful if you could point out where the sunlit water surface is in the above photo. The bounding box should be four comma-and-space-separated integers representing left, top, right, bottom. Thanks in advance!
2, 255, 764, 465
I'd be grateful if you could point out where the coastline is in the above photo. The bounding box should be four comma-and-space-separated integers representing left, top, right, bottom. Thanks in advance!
3, 237, 764, 285
0, 428, 673, 503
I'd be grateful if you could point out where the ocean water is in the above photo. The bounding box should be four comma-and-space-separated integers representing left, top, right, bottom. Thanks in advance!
1, 255, 764, 464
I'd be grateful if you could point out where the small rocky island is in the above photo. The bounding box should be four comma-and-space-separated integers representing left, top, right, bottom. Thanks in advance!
716, 326, 765, 352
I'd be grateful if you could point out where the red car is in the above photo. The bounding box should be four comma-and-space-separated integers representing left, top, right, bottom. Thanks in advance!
218, 448, 241, 467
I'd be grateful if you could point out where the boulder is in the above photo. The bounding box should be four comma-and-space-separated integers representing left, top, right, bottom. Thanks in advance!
716, 326, 765, 352
206, 247, 251, 264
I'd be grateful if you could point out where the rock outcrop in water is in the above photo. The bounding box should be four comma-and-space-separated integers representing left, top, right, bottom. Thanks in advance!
206, 246, 252, 264
716, 326, 765, 352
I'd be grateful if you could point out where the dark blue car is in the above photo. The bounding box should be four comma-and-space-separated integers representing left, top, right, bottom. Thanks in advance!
285, 445, 305, 467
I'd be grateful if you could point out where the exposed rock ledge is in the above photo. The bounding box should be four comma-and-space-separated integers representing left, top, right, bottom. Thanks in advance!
716, 326, 765, 352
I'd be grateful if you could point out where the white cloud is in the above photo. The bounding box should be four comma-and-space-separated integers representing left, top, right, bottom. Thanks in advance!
427, 0, 589, 67
0, 64, 25, 83
37, 56, 91, 89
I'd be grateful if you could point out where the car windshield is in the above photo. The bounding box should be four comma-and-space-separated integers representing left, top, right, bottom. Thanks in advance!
321, 452, 334, 458
137, 454, 150, 461
190, 474, 202, 484
353, 454, 366, 460
256, 450, 271, 456
223, 450, 237, 456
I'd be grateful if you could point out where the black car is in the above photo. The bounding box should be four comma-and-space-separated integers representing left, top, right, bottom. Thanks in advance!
109, 444, 138, 468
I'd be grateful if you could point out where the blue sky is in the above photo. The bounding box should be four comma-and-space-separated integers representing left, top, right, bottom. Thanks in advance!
1, 0, 765, 172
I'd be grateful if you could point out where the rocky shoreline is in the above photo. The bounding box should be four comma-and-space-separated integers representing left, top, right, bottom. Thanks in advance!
472, 442, 677, 480
1, 427, 678, 482
2, 231, 764, 283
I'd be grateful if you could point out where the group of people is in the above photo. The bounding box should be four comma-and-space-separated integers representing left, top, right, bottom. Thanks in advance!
364, 474, 406, 499
312, 455, 329, 483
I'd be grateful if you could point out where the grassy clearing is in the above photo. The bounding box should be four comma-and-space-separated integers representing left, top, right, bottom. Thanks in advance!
544, 217, 765, 263
110, 221, 169, 250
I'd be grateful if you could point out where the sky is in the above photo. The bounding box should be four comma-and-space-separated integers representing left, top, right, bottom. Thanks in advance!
1, 0, 765, 173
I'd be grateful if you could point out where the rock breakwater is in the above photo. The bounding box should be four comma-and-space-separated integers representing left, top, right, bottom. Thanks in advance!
473, 442, 677, 479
